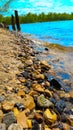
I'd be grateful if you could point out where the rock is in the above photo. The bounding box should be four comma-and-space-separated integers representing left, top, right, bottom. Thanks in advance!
22, 94, 35, 110
67, 117, 73, 126
69, 91, 73, 98
13, 107, 20, 117
14, 103, 25, 111
0, 95, 5, 103
32, 84, 44, 92
25, 59, 33, 65
0, 110, 3, 123
34, 113, 43, 123
45, 81, 50, 87
45, 128, 51, 130
32, 120, 40, 130
50, 79, 61, 90
44, 109, 57, 123
45, 89, 52, 97
62, 123, 70, 130
55, 100, 66, 113
27, 119, 32, 129
0, 123, 6, 130
17, 90, 25, 97
17, 111, 28, 128
37, 94, 53, 108
3, 112, 16, 128
35, 74, 45, 80
41, 60, 51, 68
52, 128, 60, 130
8, 123, 23, 130
18, 77, 26, 83
2, 101, 14, 111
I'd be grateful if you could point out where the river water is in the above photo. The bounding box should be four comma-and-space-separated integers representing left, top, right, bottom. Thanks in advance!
10, 20, 73, 47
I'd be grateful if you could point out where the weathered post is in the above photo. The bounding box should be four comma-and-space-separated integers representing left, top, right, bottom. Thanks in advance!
11, 15, 16, 30
15, 10, 21, 31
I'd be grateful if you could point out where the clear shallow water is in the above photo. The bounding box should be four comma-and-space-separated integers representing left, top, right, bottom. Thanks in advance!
10, 20, 73, 47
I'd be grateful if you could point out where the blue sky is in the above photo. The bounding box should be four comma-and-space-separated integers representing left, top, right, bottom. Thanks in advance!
0, 0, 73, 16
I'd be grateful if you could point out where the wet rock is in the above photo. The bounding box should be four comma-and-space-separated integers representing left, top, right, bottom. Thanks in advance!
17, 111, 28, 128
45, 47, 49, 51
0, 123, 6, 130
50, 79, 61, 90
2, 101, 14, 112
22, 94, 35, 110
8, 123, 23, 130
55, 99, 66, 113
21, 71, 29, 78
32, 120, 40, 130
3, 112, 16, 128
25, 59, 33, 66
37, 94, 53, 108
14, 103, 25, 111
0, 110, 3, 123
35, 74, 45, 80
44, 109, 57, 123
0, 95, 5, 102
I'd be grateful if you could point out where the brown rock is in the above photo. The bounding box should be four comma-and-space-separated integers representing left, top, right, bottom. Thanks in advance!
2, 100, 14, 111
45, 89, 52, 97
18, 77, 26, 83
52, 128, 60, 130
62, 123, 70, 130
32, 83, 44, 92
0, 110, 3, 123
17, 111, 28, 128
69, 90, 73, 98
17, 90, 25, 97
35, 74, 45, 79
22, 94, 35, 110
34, 113, 43, 123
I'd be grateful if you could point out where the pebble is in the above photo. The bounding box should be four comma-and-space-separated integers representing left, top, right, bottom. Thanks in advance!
44, 109, 57, 124
0, 95, 5, 103
0, 110, 3, 123
0, 124, 6, 130
2, 101, 14, 112
55, 99, 66, 113
37, 94, 53, 108
3, 112, 16, 128
8, 123, 23, 130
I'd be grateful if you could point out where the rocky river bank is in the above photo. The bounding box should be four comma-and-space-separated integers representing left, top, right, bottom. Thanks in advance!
0, 28, 73, 130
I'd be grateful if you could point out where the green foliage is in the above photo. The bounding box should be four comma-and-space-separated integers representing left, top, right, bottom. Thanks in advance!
0, 12, 73, 25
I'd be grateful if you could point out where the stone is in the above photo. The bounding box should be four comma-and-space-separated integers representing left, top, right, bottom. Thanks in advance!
41, 60, 51, 68
37, 94, 53, 108
32, 120, 40, 130
44, 109, 57, 123
0, 110, 3, 123
17, 111, 28, 128
32, 84, 44, 92
13, 107, 20, 117
27, 119, 32, 129
25, 59, 33, 65
45, 128, 51, 130
8, 123, 23, 130
2, 101, 14, 111
0, 95, 5, 103
55, 100, 66, 113
52, 128, 60, 130
69, 91, 73, 98
35, 74, 45, 80
45, 89, 52, 97
14, 103, 25, 111
62, 123, 70, 130
17, 90, 25, 97
0, 124, 6, 130
50, 79, 61, 90
18, 77, 26, 83
3, 112, 16, 128
34, 113, 43, 123
22, 94, 35, 110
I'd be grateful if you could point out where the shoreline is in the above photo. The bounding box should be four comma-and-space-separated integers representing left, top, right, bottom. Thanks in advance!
0, 29, 73, 129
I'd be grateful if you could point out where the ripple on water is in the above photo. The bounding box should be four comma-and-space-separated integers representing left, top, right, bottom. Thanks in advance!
57, 71, 71, 80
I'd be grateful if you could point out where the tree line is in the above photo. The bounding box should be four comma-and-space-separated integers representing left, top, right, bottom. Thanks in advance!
0, 12, 73, 25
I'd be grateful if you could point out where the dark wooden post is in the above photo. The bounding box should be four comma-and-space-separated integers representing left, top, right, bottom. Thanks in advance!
11, 15, 16, 30
15, 10, 21, 31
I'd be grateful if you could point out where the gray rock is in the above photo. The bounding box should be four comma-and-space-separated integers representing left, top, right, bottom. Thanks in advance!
0, 123, 6, 130
3, 112, 16, 128
8, 123, 23, 130
0, 95, 5, 103
37, 94, 53, 108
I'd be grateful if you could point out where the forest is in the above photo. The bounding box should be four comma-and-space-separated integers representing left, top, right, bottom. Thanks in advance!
0, 12, 73, 25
